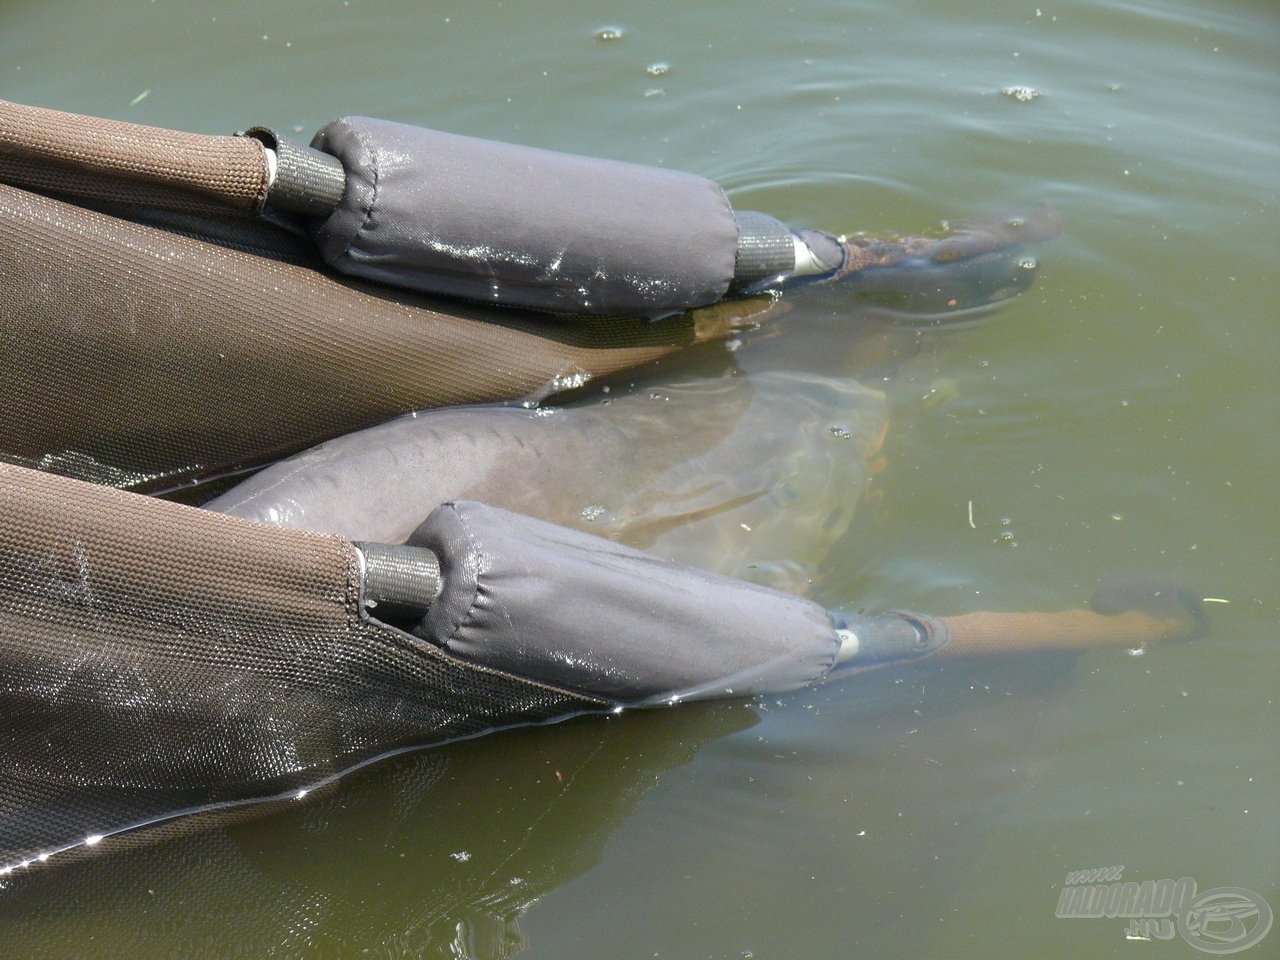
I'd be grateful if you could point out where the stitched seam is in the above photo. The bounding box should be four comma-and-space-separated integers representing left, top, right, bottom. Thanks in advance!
436, 502, 482, 649
424, 504, 613, 703
346, 530, 605, 705
712, 180, 736, 298
346, 122, 381, 261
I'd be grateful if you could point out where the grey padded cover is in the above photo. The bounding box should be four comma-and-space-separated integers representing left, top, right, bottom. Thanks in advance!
310, 116, 738, 315
409, 501, 840, 704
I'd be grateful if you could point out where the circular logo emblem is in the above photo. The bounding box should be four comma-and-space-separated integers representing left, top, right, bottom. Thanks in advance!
1178, 886, 1274, 954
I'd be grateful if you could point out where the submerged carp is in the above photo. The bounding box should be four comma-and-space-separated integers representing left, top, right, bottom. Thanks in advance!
209, 210, 1058, 595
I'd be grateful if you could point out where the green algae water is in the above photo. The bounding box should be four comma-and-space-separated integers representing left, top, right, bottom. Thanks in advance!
2, 0, 1276, 957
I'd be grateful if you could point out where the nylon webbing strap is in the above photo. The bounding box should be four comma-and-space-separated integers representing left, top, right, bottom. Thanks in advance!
0, 98, 269, 215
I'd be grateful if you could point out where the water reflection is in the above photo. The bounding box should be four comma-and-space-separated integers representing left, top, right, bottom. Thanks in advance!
0, 703, 757, 958
0, 648, 1091, 959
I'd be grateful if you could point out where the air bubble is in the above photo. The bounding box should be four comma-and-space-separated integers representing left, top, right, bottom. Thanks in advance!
551, 370, 591, 390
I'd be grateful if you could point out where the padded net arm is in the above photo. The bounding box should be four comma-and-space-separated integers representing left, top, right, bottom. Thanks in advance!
0, 463, 601, 872
0, 182, 748, 493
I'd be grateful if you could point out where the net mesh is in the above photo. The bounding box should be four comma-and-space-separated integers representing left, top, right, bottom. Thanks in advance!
0, 705, 753, 956
0, 464, 603, 874
0, 98, 268, 215
0, 182, 734, 494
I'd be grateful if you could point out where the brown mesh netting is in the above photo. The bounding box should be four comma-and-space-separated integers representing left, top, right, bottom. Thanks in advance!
0, 98, 268, 216
0, 463, 604, 874
0, 182, 752, 494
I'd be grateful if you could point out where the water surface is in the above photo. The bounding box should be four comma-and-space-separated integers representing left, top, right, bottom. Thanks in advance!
1, 0, 1275, 957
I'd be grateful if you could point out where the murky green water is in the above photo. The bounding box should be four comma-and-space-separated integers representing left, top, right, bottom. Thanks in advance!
2, 0, 1276, 956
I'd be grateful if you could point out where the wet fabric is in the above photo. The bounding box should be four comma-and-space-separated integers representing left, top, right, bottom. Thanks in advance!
0, 98, 268, 217
0, 704, 755, 957
0, 463, 604, 874
0, 182, 746, 494
0, 99, 765, 318
410, 501, 840, 702
311, 115, 739, 315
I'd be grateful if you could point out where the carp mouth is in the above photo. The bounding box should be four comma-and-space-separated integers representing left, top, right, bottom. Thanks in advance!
826, 206, 1059, 320
847, 248, 1043, 321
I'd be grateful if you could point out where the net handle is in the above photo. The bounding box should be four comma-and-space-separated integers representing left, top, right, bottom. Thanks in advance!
0, 98, 270, 215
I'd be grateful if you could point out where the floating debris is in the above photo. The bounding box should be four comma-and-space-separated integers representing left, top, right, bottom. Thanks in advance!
128, 89, 151, 107
594, 26, 624, 42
